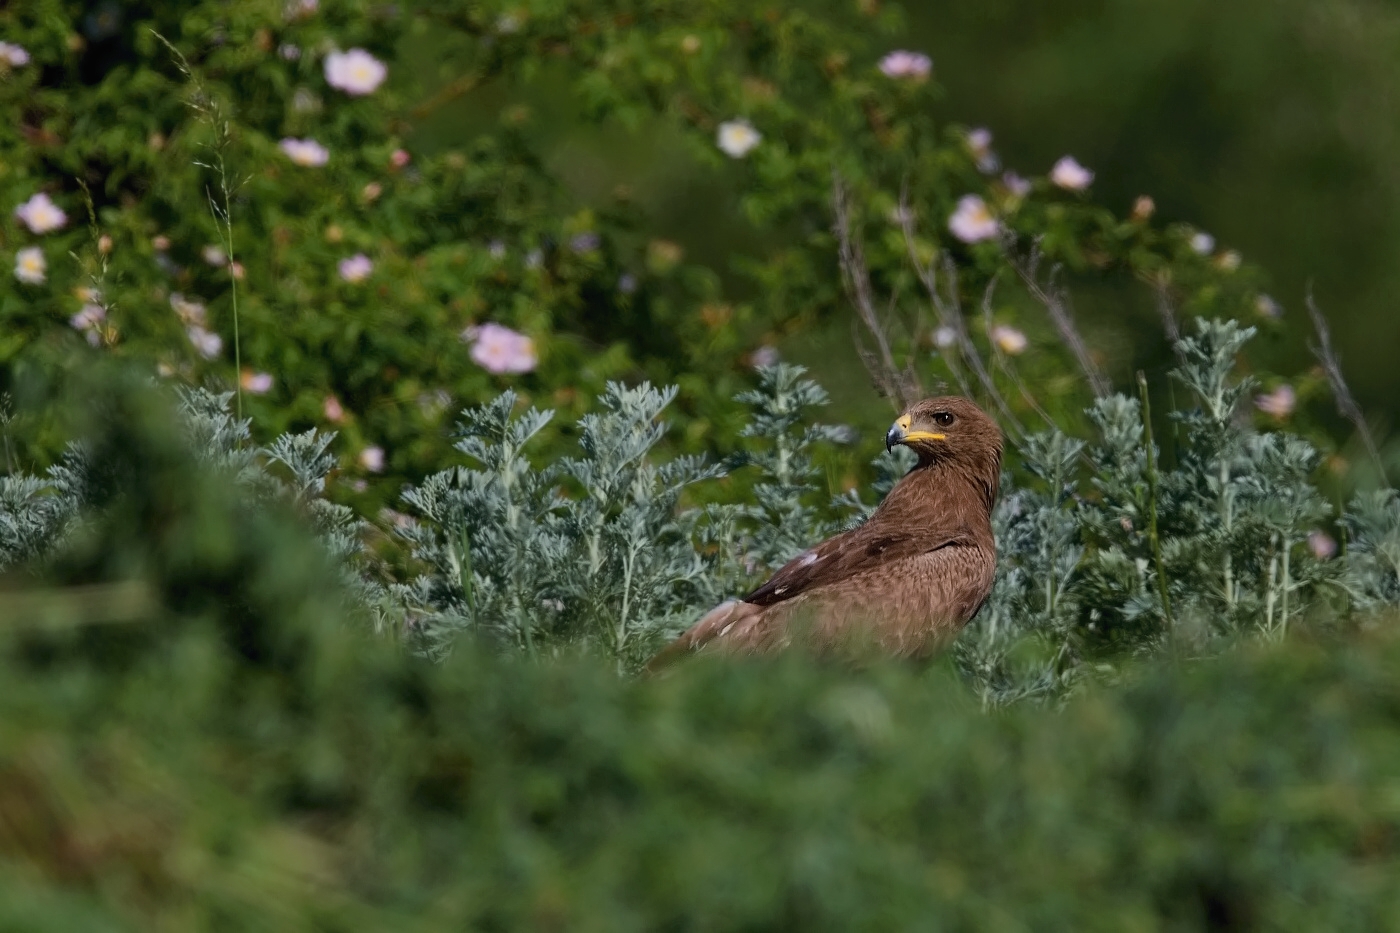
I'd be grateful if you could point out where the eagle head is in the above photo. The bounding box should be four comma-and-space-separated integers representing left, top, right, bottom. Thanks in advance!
885, 396, 1002, 476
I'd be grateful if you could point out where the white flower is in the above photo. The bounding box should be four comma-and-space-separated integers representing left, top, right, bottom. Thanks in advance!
279, 137, 330, 167
966, 127, 999, 173
187, 325, 222, 359
1050, 156, 1093, 191
1217, 250, 1241, 271
716, 120, 761, 158
324, 48, 386, 96
14, 247, 45, 284
1254, 384, 1296, 418
933, 325, 958, 349
14, 193, 67, 234
359, 446, 385, 473
0, 43, 30, 67
948, 195, 999, 244
878, 50, 932, 80
1190, 231, 1216, 255
201, 244, 228, 266
338, 253, 373, 283
991, 325, 1028, 355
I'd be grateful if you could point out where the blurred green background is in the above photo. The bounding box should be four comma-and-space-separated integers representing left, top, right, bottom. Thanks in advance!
406, 0, 1400, 432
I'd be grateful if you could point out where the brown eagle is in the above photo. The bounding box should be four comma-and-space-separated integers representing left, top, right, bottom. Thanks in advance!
648, 396, 1001, 669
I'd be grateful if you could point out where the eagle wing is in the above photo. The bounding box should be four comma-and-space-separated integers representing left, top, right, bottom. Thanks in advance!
648, 529, 992, 671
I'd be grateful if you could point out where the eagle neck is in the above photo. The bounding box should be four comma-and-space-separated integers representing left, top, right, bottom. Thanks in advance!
873, 456, 998, 535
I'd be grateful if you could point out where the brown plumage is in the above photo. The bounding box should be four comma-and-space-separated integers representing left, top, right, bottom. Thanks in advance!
647, 396, 1002, 670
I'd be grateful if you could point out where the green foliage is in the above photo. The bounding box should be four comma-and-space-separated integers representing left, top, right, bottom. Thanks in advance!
3, 0, 1284, 494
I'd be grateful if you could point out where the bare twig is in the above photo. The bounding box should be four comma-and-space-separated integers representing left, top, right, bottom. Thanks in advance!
831, 173, 922, 409
894, 191, 1027, 437
1003, 237, 1110, 398
1151, 276, 1184, 357
1306, 291, 1389, 487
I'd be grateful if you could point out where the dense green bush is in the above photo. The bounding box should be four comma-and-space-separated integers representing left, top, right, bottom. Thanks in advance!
4, 0, 1287, 493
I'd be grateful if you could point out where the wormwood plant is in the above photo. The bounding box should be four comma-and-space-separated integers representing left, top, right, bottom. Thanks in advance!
392, 365, 858, 670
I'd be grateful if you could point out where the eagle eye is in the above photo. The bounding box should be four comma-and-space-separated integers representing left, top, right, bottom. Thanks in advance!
932, 411, 955, 427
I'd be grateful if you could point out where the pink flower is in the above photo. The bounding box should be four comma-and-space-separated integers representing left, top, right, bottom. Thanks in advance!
70, 304, 106, 344
324, 48, 387, 95
278, 137, 330, 167
338, 253, 373, 283
0, 43, 29, 67
966, 127, 998, 173
390, 148, 411, 168
948, 195, 999, 243
1254, 385, 1296, 418
750, 345, 780, 368
462, 322, 537, 374
170, 293, 208, 326
1002, 172, 1032, 198
1308, 531, 1337, 560
1050, 156, 1094, 191
14, 193, 67, 235
879, 50, 932, 80
241, 370, 274, 394
323, 395, 345, 422
991, 325, 1028, 355
359, 446, 385, 473
187, 325, 222, 359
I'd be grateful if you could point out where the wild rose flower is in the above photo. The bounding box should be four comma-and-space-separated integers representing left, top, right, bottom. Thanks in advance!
879, 50, 932, 80
1216, 250, 1242, 271
323, 395, 345, 422
338, 253, 373, 283
966, 127, 999, 173
1254, 384, 1296, 418
324, 48, 386, 95
933, 325, 958, 349
991, 325, 1028, 355
750, 346, 780, 368
71, 304, 106, 344
1131, 196, 1156, 221
14, 247, 45, 284
1190, 231, 1216, 255
390, 148, 411, 168
716, 120, 761, 158
359, 446, 385, 473
463, 322, 537, 374
0, 43, 29, 67
1255, 294, 1282, 319
1050, 156, 1093, 191
14, 193, 66, 234
241, 370, 274, 394
948, 195, 999, 244
1308, 531, 1337, 560
279, 137, 330, 167
1002, 172, 1031, 198
170, 293, 208, 326
201, 244, 227, 266
187, 325, 222, 359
